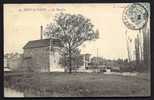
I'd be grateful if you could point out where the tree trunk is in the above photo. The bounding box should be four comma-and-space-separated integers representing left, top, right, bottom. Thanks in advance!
68, 47, 72, 73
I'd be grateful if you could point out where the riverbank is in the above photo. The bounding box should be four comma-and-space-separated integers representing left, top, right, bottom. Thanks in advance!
4, 72, 150, 97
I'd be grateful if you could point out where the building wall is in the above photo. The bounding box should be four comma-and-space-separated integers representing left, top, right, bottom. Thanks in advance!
4, 54, 23, 71
49, 47, 64, 72
23, 47, 50, 72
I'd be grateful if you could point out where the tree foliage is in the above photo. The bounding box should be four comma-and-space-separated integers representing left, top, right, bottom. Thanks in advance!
44, 13, 99, 73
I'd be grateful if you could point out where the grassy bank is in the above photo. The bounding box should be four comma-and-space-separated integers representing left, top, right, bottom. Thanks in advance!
4, 72, 150, 97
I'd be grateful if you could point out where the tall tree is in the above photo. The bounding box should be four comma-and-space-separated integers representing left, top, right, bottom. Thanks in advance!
135, 35, 140, 65
44, 13, 99, 73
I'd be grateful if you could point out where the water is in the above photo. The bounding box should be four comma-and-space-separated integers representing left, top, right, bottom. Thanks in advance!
4, 88, 24, 97
4, 87, 53, 97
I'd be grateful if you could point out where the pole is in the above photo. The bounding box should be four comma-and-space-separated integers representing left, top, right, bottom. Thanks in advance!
84, 54, 86, 69
49, 35, 52, 72
97, 48, 98, 67
125, 30, 131, 62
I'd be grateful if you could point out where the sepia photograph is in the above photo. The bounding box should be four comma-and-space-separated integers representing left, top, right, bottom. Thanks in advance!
4, 3, 150, 97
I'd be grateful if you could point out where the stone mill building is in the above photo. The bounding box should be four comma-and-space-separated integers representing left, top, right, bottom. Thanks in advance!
22, 26, 64, 72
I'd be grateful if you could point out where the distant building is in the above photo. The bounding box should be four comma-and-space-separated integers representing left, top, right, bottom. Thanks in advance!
79, 54, 91, 70
4, 56, 7, 68
22, 38, 64, 72
4, 56, 11, 72
4, 53, 23, 71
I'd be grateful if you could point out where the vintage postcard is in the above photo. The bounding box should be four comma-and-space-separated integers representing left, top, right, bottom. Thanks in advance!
4, 3, 150, 97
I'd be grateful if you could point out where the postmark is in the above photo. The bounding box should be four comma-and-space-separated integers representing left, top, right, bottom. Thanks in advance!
122, 3, 148, 30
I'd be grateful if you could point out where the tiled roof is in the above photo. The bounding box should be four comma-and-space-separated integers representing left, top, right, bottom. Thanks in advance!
23, 38, 62, 49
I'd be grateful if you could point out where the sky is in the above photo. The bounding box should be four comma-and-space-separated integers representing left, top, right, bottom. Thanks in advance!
4, 3, 134, 60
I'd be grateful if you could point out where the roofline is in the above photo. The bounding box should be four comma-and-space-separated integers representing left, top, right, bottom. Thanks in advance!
23, 38, 62, 49
23, 45, 63, 49
23, 45, 49, 49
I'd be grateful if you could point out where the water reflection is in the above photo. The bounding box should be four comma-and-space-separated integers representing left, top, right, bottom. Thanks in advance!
4, 87, 52, 97
4, 88, 24, 97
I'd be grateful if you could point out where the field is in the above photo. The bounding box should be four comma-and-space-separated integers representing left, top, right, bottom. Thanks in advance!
4, 72, 151, 97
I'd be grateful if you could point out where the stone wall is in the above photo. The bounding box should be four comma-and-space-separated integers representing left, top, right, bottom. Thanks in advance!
23, 47, 50, 72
